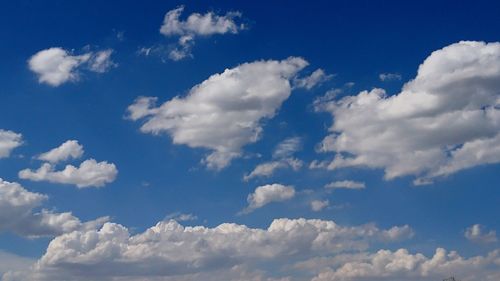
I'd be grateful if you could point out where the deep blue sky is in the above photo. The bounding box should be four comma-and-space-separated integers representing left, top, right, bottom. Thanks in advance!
0, 0, 499, 264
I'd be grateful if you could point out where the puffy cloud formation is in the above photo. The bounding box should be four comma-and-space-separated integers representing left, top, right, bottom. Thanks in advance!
37, 140, 84, 163
241, 184, 295, 214
314, 41, 500, 183
19, 159, 117, 188
4, 218, 415, 281
159, 6, 244, 60
128, 57, 308, 169
465, 224, 498, 243
0, 129, 22, 158
379, 72, 402, 81
244, 137, 303, 180
311, 248, 500, 281
294, 69, 332, 90
325, 180, 366, 190
28, 47, 115, 86
0, 179, 107, 238
310, 199, 329, 211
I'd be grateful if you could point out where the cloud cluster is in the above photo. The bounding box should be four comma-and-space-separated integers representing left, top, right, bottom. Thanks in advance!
4, 218, 414, 281
311, 248, 500, 281
241, 183, 295, 214
160, 6, 244, 60
28, 47, 115, 86
0, 130, 22, 158
465, 224, 498, 243
313, 41, 500, 183
244, 137, 303, 180
0, 179, 107, 238
19, 140, 117, 188
128, 57, 308, 169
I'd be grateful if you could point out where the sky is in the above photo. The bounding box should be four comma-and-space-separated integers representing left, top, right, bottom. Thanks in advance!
0, 0, 499, 280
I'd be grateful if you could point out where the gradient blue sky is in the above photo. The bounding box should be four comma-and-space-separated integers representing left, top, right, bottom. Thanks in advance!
0, 1, 499, 280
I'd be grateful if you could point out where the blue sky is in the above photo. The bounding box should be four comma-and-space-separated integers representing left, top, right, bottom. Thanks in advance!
0, 1, 499, 280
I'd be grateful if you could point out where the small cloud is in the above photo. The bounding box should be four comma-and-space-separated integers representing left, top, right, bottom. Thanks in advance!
240, 184, 295, 214
325, 180, 365, 190
378, 72, 402, 81
465, 224, 497, 243
310, 199, 329, 212
165, 212, 198, 222
294, 69, 333, 90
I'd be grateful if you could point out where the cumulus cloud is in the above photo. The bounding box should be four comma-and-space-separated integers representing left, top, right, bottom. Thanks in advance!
0, 129, 22, 158
244, 137, 303, 181
311, 248, 500, 281
310, 199, 329, 211
313, 41, 500, 183
28, 47, 115, 86
19, 159, 117, 188
294, 69, 333, 90
325, 180, 366, 190
0, 179, 108, 238
127, 57, 308, 170
241, 184, 295, 214
4, 218, 414, 281
159, 6, 244, 60
379, 72, 402, 81
465, 224, 498, 243
37, 140, 84, 163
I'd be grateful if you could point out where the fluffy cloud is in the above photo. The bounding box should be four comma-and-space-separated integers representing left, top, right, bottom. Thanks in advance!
0, 130, 22, 158
4, 218, 414, 281
244, 137, 303, 181
19, 159, 117, 188
37, 140, 84, 163
159, 6, 244, 60
325, 180, 366, 190
241, 184, 295, 214
313, 41, 500, 183
310, 199, 329, 211
28, 47, 115, 86
311, 248, 500, 281
128, 57, 308, 169
294, 69, 332, 90
0, 179, 108, 238
465, 224, 498, 243
379, 72, 402, 81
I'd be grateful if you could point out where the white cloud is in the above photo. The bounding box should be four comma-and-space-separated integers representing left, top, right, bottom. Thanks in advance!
272, 137, 302, 159
325, 180, 366, 190
127, 57, 308, 169
313, 41, 500, 183
310, 199, 329, 211
311, 248, 500, 281
379, 72, 402, 81
28, 47, 115, 86
164, 212, 198, 222
244, 137, 303, 181
37, 140, 84, 163
0, 178, 108, 238
88, 49, 116, 73
159, 6, 244, 60
4, 218, 414, 281
294, 69, 333, 90
0, 130, 22, 158
465, 224, 498, 243
19, 159, 117, 188
241, 184, 295, 214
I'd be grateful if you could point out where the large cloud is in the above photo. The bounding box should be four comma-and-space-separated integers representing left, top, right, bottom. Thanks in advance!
3, 218, 414, 281
19, 159, 117, 188
0, 130, 22, 158
128, 57, 308, 169
0, 179, 107, 238
159, 6, 244, 60
313, 41, 500, 184
28, 47, 115, 86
